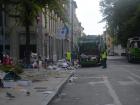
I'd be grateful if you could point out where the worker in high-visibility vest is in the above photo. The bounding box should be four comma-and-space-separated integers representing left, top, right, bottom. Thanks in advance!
101, 49, 107, 68
66, 51, 71, 62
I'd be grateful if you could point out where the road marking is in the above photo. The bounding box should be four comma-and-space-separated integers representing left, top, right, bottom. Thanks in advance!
128, 76, 140, 84
119, 81, 136, 86
118, 76, 140, 86
105, 104, 114, 105
88, 81, 104, 86
88, 76, 122, 105
81, 77, 103, 79
124, 70, 140, 78
128, 71, 140, 79
103, 77, 123, 105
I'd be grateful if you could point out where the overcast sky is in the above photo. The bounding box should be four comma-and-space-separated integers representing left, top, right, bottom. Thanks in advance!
75, 0, 106, 35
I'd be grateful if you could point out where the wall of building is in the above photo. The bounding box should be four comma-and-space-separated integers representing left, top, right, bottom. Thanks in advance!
0, 0, 84, 63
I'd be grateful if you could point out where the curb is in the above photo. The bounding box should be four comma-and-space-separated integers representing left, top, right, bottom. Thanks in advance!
41, 71, 74, 105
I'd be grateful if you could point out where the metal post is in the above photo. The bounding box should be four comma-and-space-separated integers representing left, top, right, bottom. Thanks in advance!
62, 39, 64, 58
2, 4, 5, 54
71, 0, 74, 52
71, 0, 74, 65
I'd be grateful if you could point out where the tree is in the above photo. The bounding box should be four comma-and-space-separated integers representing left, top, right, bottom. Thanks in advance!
1, 0, 68, 64
100, 0, 140, 47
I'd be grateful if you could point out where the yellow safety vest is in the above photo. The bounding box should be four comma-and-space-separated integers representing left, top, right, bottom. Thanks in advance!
66, 52, 71, 61
101, 51, 107, 59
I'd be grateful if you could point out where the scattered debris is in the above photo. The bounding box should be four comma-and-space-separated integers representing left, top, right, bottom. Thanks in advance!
26, 91, 30, 96
0, 71, 6, 79
69, 76, 78, 83
6, 92, 15, 99
47, 59, 78, 71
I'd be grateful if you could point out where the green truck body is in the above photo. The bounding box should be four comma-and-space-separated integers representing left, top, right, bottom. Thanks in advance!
127, 37, 140, 62
78, 35, 104, 66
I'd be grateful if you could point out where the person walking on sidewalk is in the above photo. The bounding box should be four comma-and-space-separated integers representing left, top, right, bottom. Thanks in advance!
101, 49, 107, 69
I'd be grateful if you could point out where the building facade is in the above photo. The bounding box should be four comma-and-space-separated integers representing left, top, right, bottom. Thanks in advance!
0, 0, 83, 63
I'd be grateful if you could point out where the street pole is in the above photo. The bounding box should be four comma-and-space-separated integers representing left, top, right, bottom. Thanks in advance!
71, 0, 74, 65
71, 0, 74, 52
2, 4, 6, 54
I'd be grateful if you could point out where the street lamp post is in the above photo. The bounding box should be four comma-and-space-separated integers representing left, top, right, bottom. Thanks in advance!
71, 0, 74, 52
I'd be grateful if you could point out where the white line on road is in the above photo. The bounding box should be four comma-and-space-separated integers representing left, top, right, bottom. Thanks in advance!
118, 76, 140, 86
103, 77, 123, 105
126, 70, 140, 79
88, 81, 104, 86
88, 76, 123, 105
128, 76, 140, 85
80, 77, 103, 79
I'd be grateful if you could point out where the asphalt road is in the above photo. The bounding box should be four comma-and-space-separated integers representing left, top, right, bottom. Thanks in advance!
50, 56, 140, 105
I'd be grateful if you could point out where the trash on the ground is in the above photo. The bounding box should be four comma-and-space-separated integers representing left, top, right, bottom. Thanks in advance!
16, 88, 30, 96
56, 67, 61, 71
69, 76, 78, 83
69, 77, 74, 83
69, 77, 74, 82
6, 92, 15, 99
57, 59, 68, 68
47, 65, 54, 70
47, 65, 60, 70
3, 71, 21, 81
0, 71, 6, 79
47, 59, 77, 71
61, 62, 68, 68
26, 91, 30, 96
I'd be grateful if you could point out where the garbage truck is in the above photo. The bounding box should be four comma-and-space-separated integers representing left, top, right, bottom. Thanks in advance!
126, 37, 140, 62
78, 35, 105, 66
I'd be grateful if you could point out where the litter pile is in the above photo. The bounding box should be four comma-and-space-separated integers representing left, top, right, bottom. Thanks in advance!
47, 59, 77, 71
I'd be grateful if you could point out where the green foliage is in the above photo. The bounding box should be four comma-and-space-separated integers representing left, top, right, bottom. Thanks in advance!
1, 0, 68, 24
0, 65, 23, 74
100, 0, 140, 47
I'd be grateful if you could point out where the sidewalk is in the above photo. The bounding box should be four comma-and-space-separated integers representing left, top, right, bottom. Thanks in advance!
0, 69, 74, 105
